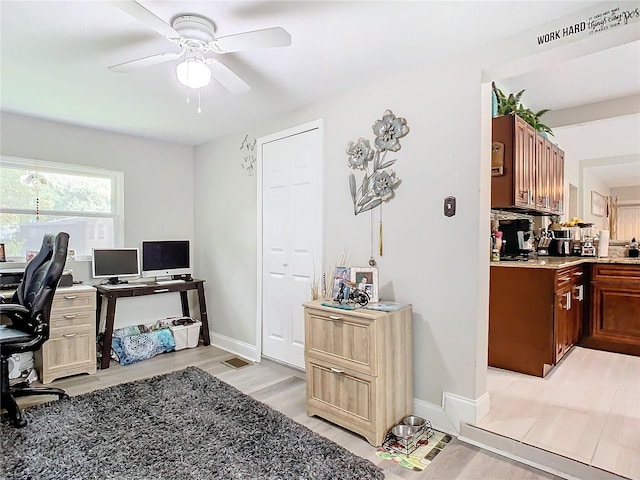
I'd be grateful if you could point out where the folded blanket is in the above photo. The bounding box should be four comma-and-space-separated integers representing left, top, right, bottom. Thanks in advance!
111, 328, 175, 366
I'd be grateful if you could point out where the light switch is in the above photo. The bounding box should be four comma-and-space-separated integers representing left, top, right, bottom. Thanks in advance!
444, 196, 456, 217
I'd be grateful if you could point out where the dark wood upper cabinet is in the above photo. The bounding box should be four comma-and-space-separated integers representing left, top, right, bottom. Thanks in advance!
492, 115, 564, 215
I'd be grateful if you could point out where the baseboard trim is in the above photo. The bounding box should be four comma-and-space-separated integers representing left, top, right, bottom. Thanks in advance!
460, 423, 627, 480
210, 332, 259, 363
443, 391, 491, 432
412, 398, 458, 436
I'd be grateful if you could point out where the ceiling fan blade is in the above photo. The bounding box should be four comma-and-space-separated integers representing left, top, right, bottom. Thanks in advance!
109, 51, 184, 73
108, 0, 181, 39
206, 60, 251, 94
214, 27, 291, 53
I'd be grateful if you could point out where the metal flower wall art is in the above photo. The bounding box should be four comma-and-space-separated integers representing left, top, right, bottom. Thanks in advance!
347, 110, 409, 215
240, 134, 257, 176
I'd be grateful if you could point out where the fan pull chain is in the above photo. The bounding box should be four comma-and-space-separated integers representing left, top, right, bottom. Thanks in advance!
198, 89, 202, 113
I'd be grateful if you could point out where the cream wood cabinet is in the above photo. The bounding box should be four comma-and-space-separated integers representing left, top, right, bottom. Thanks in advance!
303, 300, 413, 446
35, 285, 97, 384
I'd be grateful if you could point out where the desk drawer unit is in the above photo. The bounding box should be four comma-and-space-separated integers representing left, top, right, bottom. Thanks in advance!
36, 285, 97, 384
303, 301, 413, 447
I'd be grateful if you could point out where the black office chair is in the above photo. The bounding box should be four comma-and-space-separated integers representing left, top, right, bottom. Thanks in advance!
0, 232, 69, 427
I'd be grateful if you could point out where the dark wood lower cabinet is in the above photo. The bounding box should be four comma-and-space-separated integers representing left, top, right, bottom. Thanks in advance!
581, 264, 640, 356
489, 265, 584, 377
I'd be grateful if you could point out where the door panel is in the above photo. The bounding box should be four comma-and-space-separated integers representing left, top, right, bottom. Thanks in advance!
261, 124, 322, 368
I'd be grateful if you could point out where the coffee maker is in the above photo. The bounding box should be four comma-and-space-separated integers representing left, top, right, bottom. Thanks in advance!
498, 219, 533, 259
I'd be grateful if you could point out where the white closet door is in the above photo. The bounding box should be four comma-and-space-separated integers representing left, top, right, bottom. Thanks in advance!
260, 122, 322, 369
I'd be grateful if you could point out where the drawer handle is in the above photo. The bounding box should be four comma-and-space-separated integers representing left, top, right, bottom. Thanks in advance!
328, 315, 342, 321
330, 367, 344, 374
573, 272, 584, 276
154, 289, 169, 293
63, 295, 78, 300
63, 333, 78, 338
63, 314, 78, 319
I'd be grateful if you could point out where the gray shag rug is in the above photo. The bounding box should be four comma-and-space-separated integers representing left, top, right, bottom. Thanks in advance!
1, 367, 384, 480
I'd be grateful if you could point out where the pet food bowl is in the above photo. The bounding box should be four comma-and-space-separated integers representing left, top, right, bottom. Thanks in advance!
391, 424, 418, 438
402, 415, 426, 428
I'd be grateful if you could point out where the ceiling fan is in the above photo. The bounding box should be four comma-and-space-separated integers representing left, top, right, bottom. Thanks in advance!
108, 1, 292, 94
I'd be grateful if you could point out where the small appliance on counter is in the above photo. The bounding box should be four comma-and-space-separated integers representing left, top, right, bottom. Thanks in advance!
498, 219, 533, 259
630, 238, 639, 258
549, 229, 572, 256
578, 223, 596, 257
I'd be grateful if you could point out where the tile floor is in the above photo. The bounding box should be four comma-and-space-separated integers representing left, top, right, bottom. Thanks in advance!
478, 346, 640, 480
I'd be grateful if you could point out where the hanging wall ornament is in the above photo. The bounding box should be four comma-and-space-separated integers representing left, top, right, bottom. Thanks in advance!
346, 109, 409, 262
20, 172, 48, 221
240, 134, 257, 176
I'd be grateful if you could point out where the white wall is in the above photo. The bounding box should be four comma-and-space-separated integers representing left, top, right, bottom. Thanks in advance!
582, 170, 610, 230
195, 57, 490, 407
0, 112, 196, 327
194, 2, 640, 424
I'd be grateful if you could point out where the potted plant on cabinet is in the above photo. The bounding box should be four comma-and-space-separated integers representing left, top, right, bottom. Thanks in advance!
492, 83, 554, 137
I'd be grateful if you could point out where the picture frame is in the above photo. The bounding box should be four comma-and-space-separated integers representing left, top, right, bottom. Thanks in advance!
350, 267, 379, 303
591, 190, 606, 217
331, 266, 351, 300
0, 243, 5, 262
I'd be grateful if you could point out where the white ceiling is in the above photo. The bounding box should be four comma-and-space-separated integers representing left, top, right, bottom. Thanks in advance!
499, 40, 640, 189
0, 0, 599, 146
498, 40, 640, 111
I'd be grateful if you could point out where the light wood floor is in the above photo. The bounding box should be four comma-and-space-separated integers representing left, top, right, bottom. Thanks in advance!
10, 345, 565, 480
479, 346, 640, 480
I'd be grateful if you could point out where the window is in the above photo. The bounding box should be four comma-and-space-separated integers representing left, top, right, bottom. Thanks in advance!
0, 156, 123, 259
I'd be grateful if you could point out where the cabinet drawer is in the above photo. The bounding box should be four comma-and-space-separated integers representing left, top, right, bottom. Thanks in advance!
557, 266, 583, 289
41, 325, 96, 373
50, 309, 94, 329
307, 361, 375, 429
305, 309, 376, 376
592, 265, 640, 285
52, 289, 95, 312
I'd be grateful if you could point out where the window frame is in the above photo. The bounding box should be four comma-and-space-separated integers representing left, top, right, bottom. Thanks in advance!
0, 155, 125, 260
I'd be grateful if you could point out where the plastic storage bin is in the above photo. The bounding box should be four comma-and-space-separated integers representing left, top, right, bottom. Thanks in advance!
169, 321, 202, 350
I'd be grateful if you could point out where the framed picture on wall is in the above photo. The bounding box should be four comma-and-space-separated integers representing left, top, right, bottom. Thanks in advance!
591, 190, 606, 217
350, 267, 379, 303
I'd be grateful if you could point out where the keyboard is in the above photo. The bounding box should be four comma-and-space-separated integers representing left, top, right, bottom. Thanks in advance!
155, 280, 185, 285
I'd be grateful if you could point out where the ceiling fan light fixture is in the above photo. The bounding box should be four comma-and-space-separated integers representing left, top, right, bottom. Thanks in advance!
176, 58, 212, 89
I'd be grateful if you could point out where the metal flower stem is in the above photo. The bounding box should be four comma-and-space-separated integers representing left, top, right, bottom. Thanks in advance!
352, 150, 388, 215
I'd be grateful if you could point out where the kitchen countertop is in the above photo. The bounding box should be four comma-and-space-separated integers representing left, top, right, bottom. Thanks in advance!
491, 256, 640, 269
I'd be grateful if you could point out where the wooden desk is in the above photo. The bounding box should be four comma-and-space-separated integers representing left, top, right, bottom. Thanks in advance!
95, 280, 210, 369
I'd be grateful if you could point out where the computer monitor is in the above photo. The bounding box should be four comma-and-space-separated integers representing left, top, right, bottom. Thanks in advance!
141, 240, 191, 279
92, 248, 140, 285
